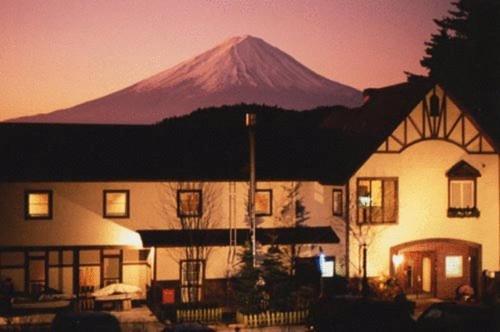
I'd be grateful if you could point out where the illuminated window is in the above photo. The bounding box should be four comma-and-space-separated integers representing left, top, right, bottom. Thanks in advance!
445, 256, 463, 278
446, 160, 480, 218
332, 189, 343, 216
180, 260, 203, 302
449, 180, 475, 208
318, 254, 335, 278
25, 190, 52, 219
177, 190, 202, 217
356, 178, 398, 224
103, 190, 129, 218
255, 189, 272, 216
102, 256, 121, 286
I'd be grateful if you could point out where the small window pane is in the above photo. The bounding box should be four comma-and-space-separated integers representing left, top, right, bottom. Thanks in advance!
445, 256, 463, 278
49, 251, 60, 265
332, 190, 343, 216
450, 182, 462, 208
0, 252, 25, 266
62, 251, 73, 265
371, 180, 382, 207
104, 191, 129, 217
462, 182, 473, 208
103, 257, 120, 279
177, 190, 202, 217
449, 180, 475, 209
29, 260, 45, 281
79, 250, 100, 265
123, 249, 139, 263
26, 192, 51, 219
255, 190, 272, 216
383, 180, 397, 222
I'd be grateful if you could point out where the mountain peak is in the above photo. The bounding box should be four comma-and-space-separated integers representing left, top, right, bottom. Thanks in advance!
133, 35, 351, 93
8, 36, 362, 124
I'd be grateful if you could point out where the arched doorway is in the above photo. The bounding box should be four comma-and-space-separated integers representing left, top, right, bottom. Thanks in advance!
390, 238, 481, 299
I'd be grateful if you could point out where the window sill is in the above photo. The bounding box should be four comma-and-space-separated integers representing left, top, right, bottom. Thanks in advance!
447, 207, 480, 218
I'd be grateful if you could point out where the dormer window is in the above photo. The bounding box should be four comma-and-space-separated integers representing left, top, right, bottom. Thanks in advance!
446, 161, 480, 218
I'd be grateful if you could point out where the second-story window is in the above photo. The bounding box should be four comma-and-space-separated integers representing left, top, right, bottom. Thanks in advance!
357, 178, 398, 224
177, 190, 202, 217
25, 190, 53, 220
255, 189, 272, 216
103, 190, 130, 218
446, 160, 480, 218
332, 189, 343, 216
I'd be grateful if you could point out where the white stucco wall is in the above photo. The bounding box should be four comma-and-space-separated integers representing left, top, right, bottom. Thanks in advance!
0, 181, 347, 280
348, 140, 499, 277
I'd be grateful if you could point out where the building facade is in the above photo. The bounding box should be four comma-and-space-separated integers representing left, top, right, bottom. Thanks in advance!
0, 180, 346, 302
0, 80, 498, 302
347, 84, 499, 299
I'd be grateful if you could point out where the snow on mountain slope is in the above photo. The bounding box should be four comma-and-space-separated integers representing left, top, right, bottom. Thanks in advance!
9, 35, 363, 124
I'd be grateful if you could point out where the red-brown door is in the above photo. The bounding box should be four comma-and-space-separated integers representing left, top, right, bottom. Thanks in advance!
399, 251, 436, 296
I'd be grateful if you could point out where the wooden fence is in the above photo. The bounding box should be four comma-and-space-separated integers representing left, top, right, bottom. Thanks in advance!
176, 307, 223, 323
236, 310, 309, 327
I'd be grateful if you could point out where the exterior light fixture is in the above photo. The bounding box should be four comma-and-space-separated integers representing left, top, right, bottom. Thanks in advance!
359, 192, 371, 224
358, 193, 371, 208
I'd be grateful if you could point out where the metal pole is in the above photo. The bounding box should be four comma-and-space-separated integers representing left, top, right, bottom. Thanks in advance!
362, 243, 368, 297
246, 113, 257, 267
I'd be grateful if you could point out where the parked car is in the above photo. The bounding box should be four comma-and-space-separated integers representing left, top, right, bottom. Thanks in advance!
51, 311, 121, 332
309, 295, 416, 331
417, 302, 500, 332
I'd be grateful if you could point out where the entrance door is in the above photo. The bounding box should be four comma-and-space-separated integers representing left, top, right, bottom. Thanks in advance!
400, 251, 435, 296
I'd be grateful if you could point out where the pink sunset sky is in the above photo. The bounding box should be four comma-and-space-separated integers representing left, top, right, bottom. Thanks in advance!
0, 0, 452, 121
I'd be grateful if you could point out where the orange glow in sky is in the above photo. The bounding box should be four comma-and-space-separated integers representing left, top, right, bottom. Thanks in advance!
0, 0, 452, 121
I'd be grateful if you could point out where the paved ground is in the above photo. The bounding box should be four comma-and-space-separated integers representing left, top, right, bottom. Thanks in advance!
0, 306, 165, 331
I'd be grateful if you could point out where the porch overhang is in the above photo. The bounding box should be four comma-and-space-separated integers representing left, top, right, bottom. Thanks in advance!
137, 226, 339, 248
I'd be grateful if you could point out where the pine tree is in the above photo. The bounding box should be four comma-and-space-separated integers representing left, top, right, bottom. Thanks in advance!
421, 0, 500, 141
232, 243, 265, 314
261, 245, 293, 311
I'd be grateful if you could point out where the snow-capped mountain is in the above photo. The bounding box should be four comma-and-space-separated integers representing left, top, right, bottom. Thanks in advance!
9, 35, 362, 124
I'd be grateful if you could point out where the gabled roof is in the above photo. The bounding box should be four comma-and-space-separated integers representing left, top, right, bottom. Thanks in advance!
446, 160, 481, 178
0, 105, 365, 184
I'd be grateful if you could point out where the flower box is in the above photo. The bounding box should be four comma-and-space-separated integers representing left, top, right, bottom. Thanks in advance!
447, 207, 480, 218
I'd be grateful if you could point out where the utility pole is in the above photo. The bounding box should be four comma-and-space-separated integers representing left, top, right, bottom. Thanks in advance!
246, 113, 257, 267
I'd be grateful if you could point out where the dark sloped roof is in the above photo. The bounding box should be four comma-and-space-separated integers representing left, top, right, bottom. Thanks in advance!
1, 83, 496, 184
137, 226, 339, 247
446, 160, 481, 178
0, 105, 366, 184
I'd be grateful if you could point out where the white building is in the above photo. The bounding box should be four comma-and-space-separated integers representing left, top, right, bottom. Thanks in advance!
0, 80, 498, 301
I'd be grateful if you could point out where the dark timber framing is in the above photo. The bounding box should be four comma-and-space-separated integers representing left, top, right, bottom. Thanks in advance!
376, 90, 497, 154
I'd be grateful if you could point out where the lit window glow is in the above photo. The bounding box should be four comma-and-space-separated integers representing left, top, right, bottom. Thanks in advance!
104, 191, 129, 218
445, 256, 463, 278
450, 180, 474, 208
26, 191, 52, 219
